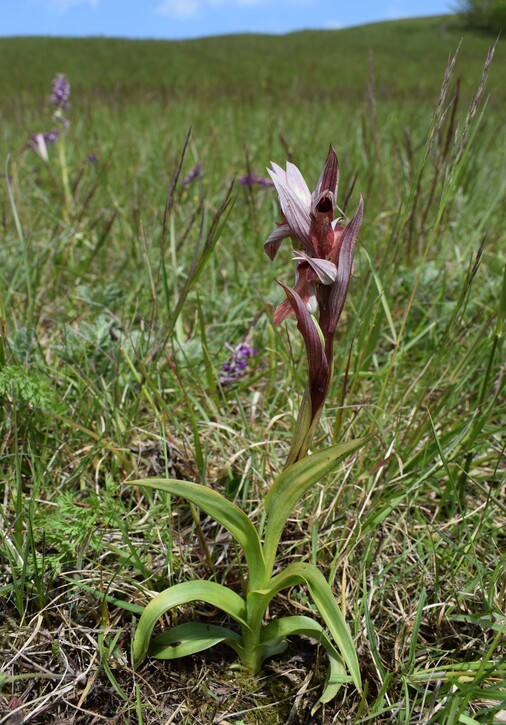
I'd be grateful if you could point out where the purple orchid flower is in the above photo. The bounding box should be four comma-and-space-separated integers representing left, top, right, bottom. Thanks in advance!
218, 341, 257, 386
183, 162, 204, 185
50, 74, 71, 110
238, 172, 274, 188
265, 146, 363, 464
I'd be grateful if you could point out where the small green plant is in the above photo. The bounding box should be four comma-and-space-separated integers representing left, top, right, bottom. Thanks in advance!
0, 365, 53, 410
127, 147, 365, 709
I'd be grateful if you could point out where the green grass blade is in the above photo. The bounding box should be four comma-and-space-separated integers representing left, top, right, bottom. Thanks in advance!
98, 630, 130, 701
62, 578, 146, 615
167, 180, 235, 334
133, 580, 247, 668
407, 586, 426, 670
263, 439, 367, 574
457, 715, 481, 725
149, 621, 244, 659
127, 478, 266, 587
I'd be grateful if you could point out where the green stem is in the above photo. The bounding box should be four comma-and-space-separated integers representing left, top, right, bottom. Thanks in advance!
58, 135, 72, 214
5, 156, 33, 325
242, 590, 269, 673
0, 288, 6, 368
284, 383, 312, 468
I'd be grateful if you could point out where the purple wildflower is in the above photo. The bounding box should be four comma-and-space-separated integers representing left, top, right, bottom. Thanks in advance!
45, 129, 59, 144
218, 342, 257, 386
239, 172, 274, 188
50, 73, 71, 110
183, 162, 204, 185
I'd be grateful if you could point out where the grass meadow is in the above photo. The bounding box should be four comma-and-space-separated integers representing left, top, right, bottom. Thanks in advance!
0, 15, 505, 724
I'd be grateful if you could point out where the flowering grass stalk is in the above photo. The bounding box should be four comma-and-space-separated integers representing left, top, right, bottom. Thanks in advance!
127, 147, 365, 709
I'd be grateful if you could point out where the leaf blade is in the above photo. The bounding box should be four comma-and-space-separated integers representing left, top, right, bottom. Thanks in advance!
261, 615, 349, 709
127, 478, 266, 587
133, 580, 247, 668
150, 621, 244, 659
263, 439, 367, 572
262, 563, 361, 692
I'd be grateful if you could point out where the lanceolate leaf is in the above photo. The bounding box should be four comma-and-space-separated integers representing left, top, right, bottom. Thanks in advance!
262, 562, 362, 692
260, 614, 337, 650
260, 615, 349, 708
133, 580, 247, 668
128, 478, 266, 588
149, 621, 244, 660
263, 439, 367, 573
284, 383, 313, 468
313, 653, 348, 713
277, 281, 328, 395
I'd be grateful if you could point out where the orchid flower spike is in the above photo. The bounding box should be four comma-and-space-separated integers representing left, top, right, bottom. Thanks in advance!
264, 146, 362, 329
264, 146, 363, 464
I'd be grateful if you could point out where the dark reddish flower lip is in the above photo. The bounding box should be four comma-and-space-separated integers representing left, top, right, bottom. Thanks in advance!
312, 190, 334, 215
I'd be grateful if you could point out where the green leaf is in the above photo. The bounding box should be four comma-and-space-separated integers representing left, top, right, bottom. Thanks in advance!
262, 562, 361, 692
260, 615, 349, 709
127, 478, 266, 588
133, 580, 247, 668
284, 383, 313, 467
149, 621, 244, 659
260, 614, 337, 650
263, 439, 367, 573
457, 716, 481, 725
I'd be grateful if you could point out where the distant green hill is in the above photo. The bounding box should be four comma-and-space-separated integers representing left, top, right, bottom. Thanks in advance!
0, 16, 503, 113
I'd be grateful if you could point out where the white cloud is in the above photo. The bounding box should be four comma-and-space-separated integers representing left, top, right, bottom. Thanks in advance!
324, 19, 343, 29
156, 0, 201, 17
45, 0, 99, 11
156, 0, 310, 18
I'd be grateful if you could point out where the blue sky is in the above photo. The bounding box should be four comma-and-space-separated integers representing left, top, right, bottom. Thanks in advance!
2, 0, 452, 39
